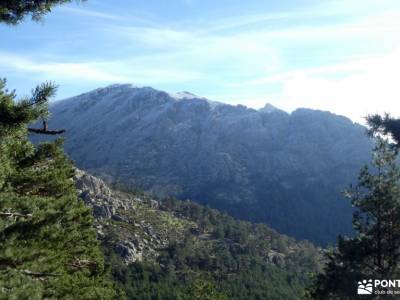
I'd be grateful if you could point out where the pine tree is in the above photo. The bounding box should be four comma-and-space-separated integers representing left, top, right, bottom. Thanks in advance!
0, 1, 120, 297
187, 278, 228, 300
0, 0, 84, 25
367, 114, 400, 146
308, 137, 400, 299
0, 80, 117, 299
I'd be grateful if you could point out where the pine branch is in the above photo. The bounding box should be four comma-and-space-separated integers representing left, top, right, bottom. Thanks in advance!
20, 269, 62, 277
0, 211, 32, 218
18, 82, 57, 109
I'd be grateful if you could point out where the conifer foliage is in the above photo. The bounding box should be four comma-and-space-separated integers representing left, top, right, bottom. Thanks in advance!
0, 80, 116, 299
308, 137, 400, 298
367, 114, 400, 147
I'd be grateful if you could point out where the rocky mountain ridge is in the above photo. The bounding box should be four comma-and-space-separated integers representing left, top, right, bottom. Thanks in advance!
38, 84, 372, 245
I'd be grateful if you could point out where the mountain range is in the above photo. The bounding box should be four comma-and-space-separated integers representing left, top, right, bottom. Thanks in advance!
36, 84, 372, 245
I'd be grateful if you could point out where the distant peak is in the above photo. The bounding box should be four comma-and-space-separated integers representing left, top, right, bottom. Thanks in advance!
102, 83, 140, 90
258, 103, 282, 114
171, 91, 203, 100
87, 84, 159, 97
88, 84, 135, 95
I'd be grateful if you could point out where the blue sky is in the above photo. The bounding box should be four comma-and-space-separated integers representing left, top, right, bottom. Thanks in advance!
1, 0, 400, 122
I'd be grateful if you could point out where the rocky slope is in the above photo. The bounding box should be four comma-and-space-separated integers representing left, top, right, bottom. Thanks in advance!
73, 168, 322, 299
39, 84, 372, 245
74, 168, 178, 264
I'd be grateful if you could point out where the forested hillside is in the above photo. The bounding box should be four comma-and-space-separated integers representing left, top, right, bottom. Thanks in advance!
74, 169, 322, 300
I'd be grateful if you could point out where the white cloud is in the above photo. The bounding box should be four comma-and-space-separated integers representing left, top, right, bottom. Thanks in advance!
232, 48, 400, 123
277, 49, 400, 123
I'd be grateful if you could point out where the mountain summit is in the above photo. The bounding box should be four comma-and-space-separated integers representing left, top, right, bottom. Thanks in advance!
40, 84, 371, 245
258, 103, 285, 114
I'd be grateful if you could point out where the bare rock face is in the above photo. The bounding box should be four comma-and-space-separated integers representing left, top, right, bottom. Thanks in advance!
74, 168, 132, 220
75, 168, 111, 196
115, 240, 143, 263
73, 168, 168, 264
267, 251, 286, 267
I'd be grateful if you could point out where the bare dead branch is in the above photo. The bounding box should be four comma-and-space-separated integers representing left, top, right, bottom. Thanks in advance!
28, 128, 66, 135
28, 120, 65, 135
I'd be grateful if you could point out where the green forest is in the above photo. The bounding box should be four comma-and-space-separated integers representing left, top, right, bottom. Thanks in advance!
103, 195, 322, 299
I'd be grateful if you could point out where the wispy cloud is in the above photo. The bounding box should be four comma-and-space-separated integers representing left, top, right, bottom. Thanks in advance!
0, 52, 128, 82
0, 51, 204, 87
59, 6, 122, 20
